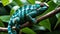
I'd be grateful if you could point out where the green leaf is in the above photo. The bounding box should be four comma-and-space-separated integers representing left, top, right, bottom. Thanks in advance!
0, 32, 8, 34
0, 20, 8, 34
10, 9, 15, 16
27, 0, 35, 4
0, 15, 10, 22
56, 13, 60, 18
54, 13, 60, 29
49, 15, 58, 30
0, 19, 4, 27
32, 25, 46, 31
39, 19, 51, 31
53, 0, 60, 5
13, 0, 23, 6
40, 0, 48, 2
1, 0, 12, 6
10, 6, 20, 16
21, 27, 36, 34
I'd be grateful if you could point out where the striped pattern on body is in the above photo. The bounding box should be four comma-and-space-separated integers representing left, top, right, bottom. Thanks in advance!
8, 3, 48, 34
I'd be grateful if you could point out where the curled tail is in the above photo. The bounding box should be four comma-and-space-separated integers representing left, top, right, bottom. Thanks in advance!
8, 16, 20, 34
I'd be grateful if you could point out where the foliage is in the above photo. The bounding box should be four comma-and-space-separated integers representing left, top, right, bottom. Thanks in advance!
0, 0, 60, 34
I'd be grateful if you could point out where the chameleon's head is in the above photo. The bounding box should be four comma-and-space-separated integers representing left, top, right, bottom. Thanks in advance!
40, 2, 49, 8
35, 1, 49, 11
35, 1, 49, 8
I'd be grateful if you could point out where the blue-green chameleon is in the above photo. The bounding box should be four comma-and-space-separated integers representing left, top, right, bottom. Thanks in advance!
8, 2, 49, 34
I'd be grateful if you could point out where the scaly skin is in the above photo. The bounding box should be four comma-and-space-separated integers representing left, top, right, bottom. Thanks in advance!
8, 3, 48, 34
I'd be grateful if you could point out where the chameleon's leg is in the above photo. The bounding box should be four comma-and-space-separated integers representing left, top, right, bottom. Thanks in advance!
15, 23, 20, 34
26, 10, 37, 24
8, 17, 20, 34
14, 17, 20, 34
8, 19, 16, 34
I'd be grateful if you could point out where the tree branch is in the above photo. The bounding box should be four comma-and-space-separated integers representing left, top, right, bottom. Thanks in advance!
0, 7, 60, 32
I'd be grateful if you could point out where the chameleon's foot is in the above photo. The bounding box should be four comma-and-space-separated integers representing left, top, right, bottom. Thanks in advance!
32, 18, 37, 24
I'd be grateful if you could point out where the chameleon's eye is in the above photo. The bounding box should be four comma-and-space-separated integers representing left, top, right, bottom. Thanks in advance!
40, 2, 49, 8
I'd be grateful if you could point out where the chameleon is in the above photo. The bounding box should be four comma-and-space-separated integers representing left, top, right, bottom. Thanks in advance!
8, 2, 49, 34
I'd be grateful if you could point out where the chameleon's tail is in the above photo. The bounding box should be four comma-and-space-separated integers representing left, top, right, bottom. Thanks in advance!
8, 21, 20, 34
8, 21, 17, 34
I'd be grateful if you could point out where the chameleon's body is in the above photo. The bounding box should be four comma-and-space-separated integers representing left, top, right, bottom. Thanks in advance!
8, 3, 48, 34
